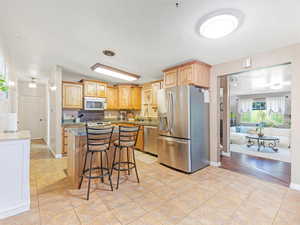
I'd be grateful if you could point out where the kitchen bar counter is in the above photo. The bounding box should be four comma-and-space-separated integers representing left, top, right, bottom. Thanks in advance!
62, 120, 158, 127
67, 126, 130, 187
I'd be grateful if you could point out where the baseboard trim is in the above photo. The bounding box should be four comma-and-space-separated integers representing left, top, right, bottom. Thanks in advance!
221, 151, 231, 157
290, 182, 300, 191
210, 161, 221, 167
0, 202, 29, 219
48, 146, 62, 159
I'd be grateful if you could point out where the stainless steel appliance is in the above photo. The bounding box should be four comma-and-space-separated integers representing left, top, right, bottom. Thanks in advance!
144, 126, 158, 155
84, 97, 107, 111
157, 85, 209, 173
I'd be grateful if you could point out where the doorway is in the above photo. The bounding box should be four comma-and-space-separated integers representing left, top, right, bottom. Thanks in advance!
218, 64, 292, 186
18, 81, 47, 140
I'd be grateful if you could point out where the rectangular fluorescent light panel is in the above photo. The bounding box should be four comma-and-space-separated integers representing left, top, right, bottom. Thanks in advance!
91, 63, 139, 81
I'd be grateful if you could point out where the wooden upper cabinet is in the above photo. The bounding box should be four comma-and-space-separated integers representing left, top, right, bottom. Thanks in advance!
62, 82, 83, 109
163, 69, 178, 88
106, 86, 118, 110
131, 87, 141, 110
118, 85, 132, 110
178, 64, 193, 85
96, 82, 107, 98
83, 81, 97, 97
82, 80, 107, 98
151, 81, 161, 105
163, 61, 211, 88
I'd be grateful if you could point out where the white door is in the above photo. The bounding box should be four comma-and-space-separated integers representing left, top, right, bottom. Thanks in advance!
18, 96, 46, 139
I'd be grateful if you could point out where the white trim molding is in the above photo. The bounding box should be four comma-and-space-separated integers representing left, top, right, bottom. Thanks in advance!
55, 153, 62, 159
290, 183, 300, 191
0, 203, 30, 219
48, 146, 62, 158
221, 151, 231, 157
210, 161, 221, 167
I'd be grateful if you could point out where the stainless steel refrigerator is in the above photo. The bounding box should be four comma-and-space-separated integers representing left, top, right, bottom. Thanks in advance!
157, 85, 209, 173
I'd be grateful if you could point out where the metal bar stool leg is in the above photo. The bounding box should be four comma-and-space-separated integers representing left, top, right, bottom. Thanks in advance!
105, 150, 114, 191
116, 147, 122, 190
87, 152, 94, 200
111, 146, 117, 176
132, 147, 140, 183
78, 150, 89, 189
100, 151, 104, 183
127, 147, 130, 175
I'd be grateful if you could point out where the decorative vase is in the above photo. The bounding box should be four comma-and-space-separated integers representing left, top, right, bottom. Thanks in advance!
258, 133, 264, 137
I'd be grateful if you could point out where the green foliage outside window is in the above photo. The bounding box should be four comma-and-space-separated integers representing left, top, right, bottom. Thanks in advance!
0, 74, 8, 92
240, 110, 284, 126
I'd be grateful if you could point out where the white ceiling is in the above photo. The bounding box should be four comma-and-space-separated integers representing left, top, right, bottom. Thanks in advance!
229, 64, 292, 96
1, 0, 300, 83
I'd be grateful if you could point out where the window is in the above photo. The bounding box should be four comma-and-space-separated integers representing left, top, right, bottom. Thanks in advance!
240, 110, 284, 125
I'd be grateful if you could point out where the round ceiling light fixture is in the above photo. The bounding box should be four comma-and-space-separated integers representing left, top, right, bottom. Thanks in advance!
198, 9, 244, 39
102, 50, 116, 57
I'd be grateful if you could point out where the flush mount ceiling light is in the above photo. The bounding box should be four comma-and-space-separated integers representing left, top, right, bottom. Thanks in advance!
198, 9, 244, 39
91, 63, 140, 81
28, 77, 37, 88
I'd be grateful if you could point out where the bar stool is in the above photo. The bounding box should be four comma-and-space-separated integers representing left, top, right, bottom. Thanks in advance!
78, 125, 114, 200
111, 125, 140, 190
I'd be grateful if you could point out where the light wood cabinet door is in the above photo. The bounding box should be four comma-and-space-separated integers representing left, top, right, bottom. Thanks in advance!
96, 82, 107, 98
83, 81, 97, 97
163, 61, 211, 88
196, 63, 210, 88
164, 69, 178, 88
136, 126, 144, 150
62, 82, 83, 109
131, 87, 141, 110
107, 87, 118, 110
118, 85, 132, 109
151, 82, 161, 105
178, 64, 193, 85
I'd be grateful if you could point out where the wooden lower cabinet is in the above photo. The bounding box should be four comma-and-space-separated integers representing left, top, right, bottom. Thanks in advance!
62, 128, 68, 155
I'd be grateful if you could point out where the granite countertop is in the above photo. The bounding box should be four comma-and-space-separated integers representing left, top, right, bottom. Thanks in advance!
104, 119, 159, 127
69, 125, 120, 137
0, 130, 31, 141
62, 119, 159, 127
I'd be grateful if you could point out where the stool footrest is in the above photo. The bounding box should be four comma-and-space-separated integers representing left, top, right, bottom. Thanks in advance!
82, 167, 110, 179
112, 162, 136, 171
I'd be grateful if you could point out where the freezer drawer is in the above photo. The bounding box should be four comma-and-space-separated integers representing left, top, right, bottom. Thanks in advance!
157, 136, 191, 172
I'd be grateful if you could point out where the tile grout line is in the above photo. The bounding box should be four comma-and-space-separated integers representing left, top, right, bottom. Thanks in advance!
271, 188, 288, 225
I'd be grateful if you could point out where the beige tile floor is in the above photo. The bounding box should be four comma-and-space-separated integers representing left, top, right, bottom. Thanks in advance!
1, 140, 300, 225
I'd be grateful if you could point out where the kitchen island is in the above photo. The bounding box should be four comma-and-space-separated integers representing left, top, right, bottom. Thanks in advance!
67, 126, 133, 188
0, 131, 31, 219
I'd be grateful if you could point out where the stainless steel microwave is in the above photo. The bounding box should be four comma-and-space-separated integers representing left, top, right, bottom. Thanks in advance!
84, 97, 107, 110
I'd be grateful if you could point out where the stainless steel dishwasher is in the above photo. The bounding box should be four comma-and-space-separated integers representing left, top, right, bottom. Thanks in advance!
144, 126, 158, 155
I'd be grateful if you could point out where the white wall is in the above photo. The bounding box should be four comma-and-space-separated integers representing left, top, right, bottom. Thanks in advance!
48, 66, 62, 157
210, 44, 300, 189
0, 34, 18, 114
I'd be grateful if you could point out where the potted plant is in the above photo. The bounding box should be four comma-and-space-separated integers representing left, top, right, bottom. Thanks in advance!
256, 111, 266, 137
0, 74, 8, 92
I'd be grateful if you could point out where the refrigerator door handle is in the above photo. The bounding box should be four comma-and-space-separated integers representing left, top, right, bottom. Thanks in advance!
167, 92, 171, 132
170, 92, 174, 131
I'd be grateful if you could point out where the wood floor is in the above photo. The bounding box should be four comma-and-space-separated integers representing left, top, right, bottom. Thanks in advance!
221, 152, 291, 187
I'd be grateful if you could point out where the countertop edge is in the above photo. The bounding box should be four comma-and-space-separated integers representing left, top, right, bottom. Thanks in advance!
0, 130, 31, 142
